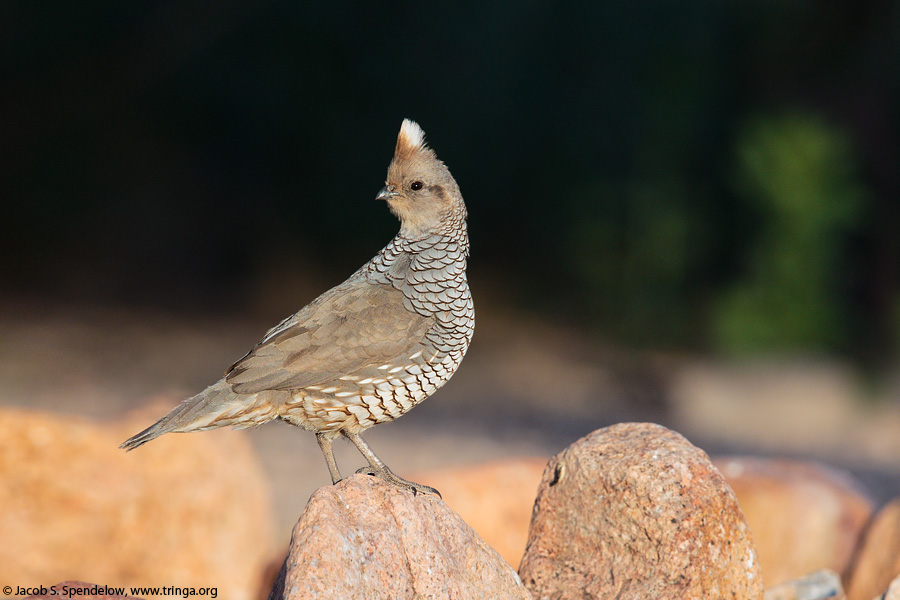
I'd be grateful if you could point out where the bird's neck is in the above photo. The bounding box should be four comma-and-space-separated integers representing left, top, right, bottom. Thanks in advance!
396, 218, 468, 255
364, 219, 468, 287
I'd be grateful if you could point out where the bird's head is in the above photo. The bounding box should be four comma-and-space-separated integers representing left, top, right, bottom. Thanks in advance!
378, 119, 466, 238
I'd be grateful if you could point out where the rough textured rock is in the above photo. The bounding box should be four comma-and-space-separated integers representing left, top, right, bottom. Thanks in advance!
518, 422, 763, 600
26, 582, 144, 599
411, 457, 548, 567
268, 474, 532, 600
763, 570, 846, 600
715, 457, 873, 587
846, 498, 900, 600
0, 402, 274, 600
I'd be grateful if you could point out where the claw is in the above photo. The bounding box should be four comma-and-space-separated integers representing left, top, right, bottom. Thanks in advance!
341, 431, 441, 497
351, 464, 440, 497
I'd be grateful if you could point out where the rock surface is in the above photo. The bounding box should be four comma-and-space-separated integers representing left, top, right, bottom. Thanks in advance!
268, 474, 532, 600
26, 582, 144, 599
518, 422, 763, 600
715, 457, 873, 587
846, 498, 900, 600
411, 457, 547, 567
0, 402, 274, 600
763, 570, 846, 600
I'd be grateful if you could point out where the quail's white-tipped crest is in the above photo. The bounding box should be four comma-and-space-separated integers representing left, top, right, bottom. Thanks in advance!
395, 119, 427, 159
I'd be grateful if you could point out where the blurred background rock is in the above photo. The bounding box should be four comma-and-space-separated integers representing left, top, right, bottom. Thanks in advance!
1, 0, 898, 595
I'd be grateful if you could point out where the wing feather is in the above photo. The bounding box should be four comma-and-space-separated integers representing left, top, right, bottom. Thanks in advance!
225, 282, 432, 393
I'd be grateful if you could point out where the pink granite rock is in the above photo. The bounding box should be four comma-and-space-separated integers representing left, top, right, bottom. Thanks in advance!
268, 474, 532, 600
762, 570, 846, 600
0, 402, 274, 600
715, 457, 873, 586
411, 457, 548, 567
518, 422, 763, 600
846, 498, 900, 600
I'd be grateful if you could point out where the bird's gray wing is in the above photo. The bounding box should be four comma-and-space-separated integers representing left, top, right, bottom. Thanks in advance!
224, 282, 433, 393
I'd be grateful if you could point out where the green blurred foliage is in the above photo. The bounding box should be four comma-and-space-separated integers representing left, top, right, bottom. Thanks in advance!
713, 114, 865, 355
568, 176, 705, 347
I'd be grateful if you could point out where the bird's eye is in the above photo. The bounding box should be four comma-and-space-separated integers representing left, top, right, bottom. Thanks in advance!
410, 181, 424, 191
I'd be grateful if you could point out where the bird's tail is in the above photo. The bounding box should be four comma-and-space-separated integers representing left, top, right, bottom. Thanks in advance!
119, 380, 278, 451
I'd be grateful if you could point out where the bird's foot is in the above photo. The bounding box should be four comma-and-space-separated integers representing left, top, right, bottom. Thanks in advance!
355, 465, 441, 498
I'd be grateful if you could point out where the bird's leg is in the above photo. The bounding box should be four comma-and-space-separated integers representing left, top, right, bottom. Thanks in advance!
343, 431, 441, 498
316, 432, 342, 484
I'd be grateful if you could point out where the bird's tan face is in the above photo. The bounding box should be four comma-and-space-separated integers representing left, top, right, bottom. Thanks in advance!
378, 120, 464, 238
381, 162, 454, 235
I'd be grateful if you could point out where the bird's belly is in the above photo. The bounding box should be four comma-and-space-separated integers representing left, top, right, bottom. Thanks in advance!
277, 353, 462, 434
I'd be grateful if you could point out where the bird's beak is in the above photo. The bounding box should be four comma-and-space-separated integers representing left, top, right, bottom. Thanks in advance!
376, 185, 398, 201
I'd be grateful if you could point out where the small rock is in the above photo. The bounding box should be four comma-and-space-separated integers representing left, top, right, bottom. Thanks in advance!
846, 498, 900, 600
884, 574, 900, 600
518, 422, 763, 600
0, 402, 274, 600
268, 474, 532, 600
411, 457, 547, 567
714, 457, 873, 586
26, 581, 144, 599
763, 569, 846, 600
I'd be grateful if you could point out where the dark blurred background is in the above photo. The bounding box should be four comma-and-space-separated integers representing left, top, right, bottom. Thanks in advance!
3, 0, 898, 362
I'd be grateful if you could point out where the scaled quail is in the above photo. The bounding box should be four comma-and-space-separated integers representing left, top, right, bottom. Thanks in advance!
121, 119, 472, 497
